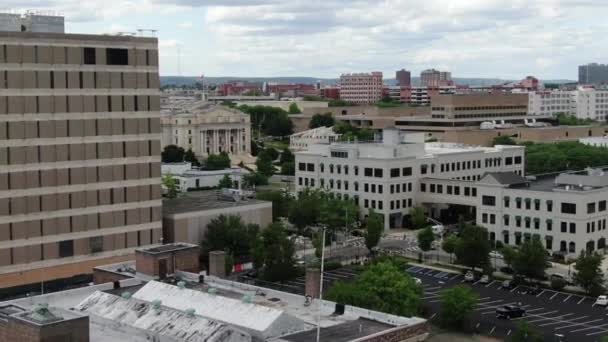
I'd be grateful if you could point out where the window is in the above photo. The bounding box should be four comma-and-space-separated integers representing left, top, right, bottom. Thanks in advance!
421, 164, 428, 174
378, 185, 383, 194
106, 48, 129, 65
569, 223, 576, 234
371, 184, 376, 193
374, 168, 383, 178
504, 196, 510, 208
364, 168, 373, 177
430, 184, 436, 193
561, 222, 567, 233
437, 184, 443, 194
482, 195, 496, 206
547, 200, 553, 212
447, 185, 452, 195
600, 200, 607, 212
402, 167, 412, 176
298, 163, 306, 171
420, 183, 426, 192
472, 188, 477, 197
307, 163, 315, 172
454, 186, 460, 195
482, 213, 488, 223
561, 202, 577, 214
588, 202, 596, 214
390, 168, 400, 178
490, 214, 496, 224
364, 183, 369, 192
84, 47, 96, 64
514, 156, 522, 164
546, 220, 552, 231
525, 199, 531, 210
534, 219, 539, 229
464, 187, 470, 196
504, 215, 509, 226
354, 166, 359, 176
59, 240, 74, 258
330, 151, 348, 158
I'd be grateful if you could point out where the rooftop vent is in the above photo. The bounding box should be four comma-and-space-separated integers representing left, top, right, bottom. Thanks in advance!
177, 281, 186, 289
241, 295, 252, 304
185, 308, 196, 317
151, 299, 162, 310
121, 292, 132, 299
208, 288, 217, 295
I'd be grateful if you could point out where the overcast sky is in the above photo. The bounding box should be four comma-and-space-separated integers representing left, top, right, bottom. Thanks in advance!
4, 0, 606, 79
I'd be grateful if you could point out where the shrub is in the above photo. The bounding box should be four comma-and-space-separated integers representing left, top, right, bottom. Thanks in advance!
550, 277, 566, 291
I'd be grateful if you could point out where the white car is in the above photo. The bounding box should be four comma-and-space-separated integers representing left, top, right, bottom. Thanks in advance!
464, 271, 475, 282
413, 277, 422, 285
489, 251, 504, 259
596, 295, 608, 306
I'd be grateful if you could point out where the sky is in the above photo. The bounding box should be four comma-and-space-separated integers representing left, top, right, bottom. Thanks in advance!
2, 0, 606, 79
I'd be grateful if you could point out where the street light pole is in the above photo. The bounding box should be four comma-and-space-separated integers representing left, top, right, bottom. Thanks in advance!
316, 227, 326, 342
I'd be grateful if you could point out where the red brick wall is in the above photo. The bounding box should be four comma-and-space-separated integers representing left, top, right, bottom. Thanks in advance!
92, 269, 132, 284
4, 316, 89, 342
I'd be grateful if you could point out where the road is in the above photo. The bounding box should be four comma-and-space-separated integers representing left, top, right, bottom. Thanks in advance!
408, 264, 607, 342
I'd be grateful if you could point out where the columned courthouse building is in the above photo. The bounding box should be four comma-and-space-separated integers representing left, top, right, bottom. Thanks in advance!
0, 24, 163, 287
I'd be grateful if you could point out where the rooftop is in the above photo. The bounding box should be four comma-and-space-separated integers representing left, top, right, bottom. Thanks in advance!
163, 190, 271, 216
137, 243, 198, 255
279, 318, 392, 342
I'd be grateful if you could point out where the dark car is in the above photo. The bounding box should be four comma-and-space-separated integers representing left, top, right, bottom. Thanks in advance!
496, 305, 526, 319
518, 285, 542, 295
501, 280, 516, 290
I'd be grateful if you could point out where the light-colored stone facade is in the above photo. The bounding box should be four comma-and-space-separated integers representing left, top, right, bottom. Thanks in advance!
0, 30, 163, 287
161, 103, 251, 163
339, 72, 383, 105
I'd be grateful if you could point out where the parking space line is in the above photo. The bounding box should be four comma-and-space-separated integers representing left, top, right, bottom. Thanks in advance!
513, 310, 560, 322
550, 292, 559, 300
424, 270, 436, 275
536, 290, 545, 297
424, 286, 442, 291
563, 295, 572, 303
476, 299, 503, 306
586, 328, 608, 336
449, 273, 460, 280
534, 313, 577, 326
509, 285, 519, 293
577, 297, 587, 305
555, 318, 605, 330
485, 280, 496, 287
569, 322, 608, 333
525, 308, 545, 313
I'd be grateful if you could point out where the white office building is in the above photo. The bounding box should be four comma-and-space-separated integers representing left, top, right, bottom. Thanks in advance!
527, 86, 608, 121
289, 126, 341, 151
295, 128, 525, 229
580, 136, 608, 148
571, 86, 608, 122
528, 90, 573, 116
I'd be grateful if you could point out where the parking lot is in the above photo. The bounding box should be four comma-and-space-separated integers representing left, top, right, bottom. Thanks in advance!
407, 265, 608, 341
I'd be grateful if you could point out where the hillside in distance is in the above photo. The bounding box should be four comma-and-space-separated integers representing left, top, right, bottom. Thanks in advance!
160, 76, 575, 87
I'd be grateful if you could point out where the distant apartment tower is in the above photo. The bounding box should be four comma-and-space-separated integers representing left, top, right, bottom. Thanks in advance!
579, 63, 608, 85
420, 69, 452, 87
0, 12, 64, 33
339, 72, 383, 105
396, 69, 411, 87
0, 20, 163, 288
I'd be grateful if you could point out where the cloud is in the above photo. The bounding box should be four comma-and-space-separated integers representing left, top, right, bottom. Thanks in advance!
177, 21, 193, 29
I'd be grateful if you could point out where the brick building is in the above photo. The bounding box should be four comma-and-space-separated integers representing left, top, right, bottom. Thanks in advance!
338, 72, 383, 105
0, 20, 163, 288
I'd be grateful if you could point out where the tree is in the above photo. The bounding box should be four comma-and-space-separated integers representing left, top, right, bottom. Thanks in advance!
218, 174, 233, 189
442, 234, 460, 263
328, 99, 353, 107
201, 214, 259, 266
501, 245, 518, 269
513, 236, 548, 280
364, 210, 383, 253
288, 189, 323, 232
265, 111, 293, 137
417, 226, 435, 252
525, 141, 608, 175
256, 190, 292, 221
454, 225, 491, 270
439, 285, 478, 330
326, 261, 422, 317
409, 207, 427, 229
161, 145, 185, 163
335, 121, 374, 142
263, 147, 279, 161
184, 148, 200, 166
288, 102, 301, 114
507, 321, 544, 342
573, 250, 605, 295
243, 172, 268, 187
162, 173, 178, 198
493, 135, 517, 146
251, 222, 297, 281
256, 150, 275, 177
279, 147, 294, 164
319, 197, 358, 235
555, 112, 596, 126
205, 152, 231, 170
309, 113, 335, 129
280, 161, 295, 175
238, 105, 293, 137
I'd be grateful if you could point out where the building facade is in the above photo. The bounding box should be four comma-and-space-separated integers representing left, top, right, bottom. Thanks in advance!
295, 129, 525, 229
420, 69, 452, 87
396, 69, 411, 87
571, 86, 608, 122
338, 72, 383, 105
527, 90, 572, 116
290, 126, 341, 151
0, 27, 163, 287
579, 63, 608, 85
161, 103, 251, 163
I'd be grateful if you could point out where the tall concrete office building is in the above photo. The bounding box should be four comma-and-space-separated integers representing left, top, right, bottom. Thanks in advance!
395, 69, 411, 87
579, 63, 608, 84
0, 18, 162, 288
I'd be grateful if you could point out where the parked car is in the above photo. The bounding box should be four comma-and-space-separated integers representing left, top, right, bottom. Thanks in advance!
464, 271, 476, 282
501, 280, 516, 290
413, 277, 422, 286
518, 285, 541, 295
489, 251, 503, 259
595, 295, 608, 306
479, 275, 491, 284
496, 305, 526, 319
499, 266, 514, 274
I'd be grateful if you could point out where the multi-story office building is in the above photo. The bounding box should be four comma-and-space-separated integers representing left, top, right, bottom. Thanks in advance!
295, 128, 525, 229
579, 63, 608, 85
395, 69, 411, 87
161, 102, 251, 163
289, 126, 341, 151
0, 12, 64, 33
420, 69, 452, 87
0, 21, 162, 287
571, 86, 608, 122
338, 72, 383, 105
527, 90, 572, 116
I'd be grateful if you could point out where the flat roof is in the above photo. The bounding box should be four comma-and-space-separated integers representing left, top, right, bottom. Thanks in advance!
137, 243, 198, 255
163, 190, 270, 216
280, 318, 393, 342
0, 30, 157, 43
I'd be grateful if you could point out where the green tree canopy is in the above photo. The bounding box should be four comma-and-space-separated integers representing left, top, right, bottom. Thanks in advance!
454, 225, 491, 270
256, 150, 275, 177
238, 105, 294, 137
162, 173, 178, 198
328, 99, 354, 107
256, 190, 292, 221
251, 222, 296, 281
184, 148, 200, 166
439, 285, 479, 330
326, 261, 422, 317
574, 250, 605, 295
280, 161, 295, 175
288, 102, 301, 114
442, 234, 460, 262
161, 145, 185, 163
525, 141, 608, 175
243, 172, 268, 187
279, 147, 295, 164
334, 121, 374, 142
262, 147, 279, 161
417, 226, 435, 252
319, 196, 358, 234
217, 174, 233, 189
507, 321, 544, 342
555, 112, 596, 126
205, 152, 231, 170
492, 135, 517, 146
364, 210, 383, 252
288, 189, 323, 231
409, 207, 427, 229
500, 245, 518, 269
309, 113, 335, 128
513, 236, 548, 280
201, 214, 259, 265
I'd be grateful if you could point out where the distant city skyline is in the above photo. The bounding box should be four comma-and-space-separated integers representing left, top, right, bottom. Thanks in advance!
2, 0, 607, 79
